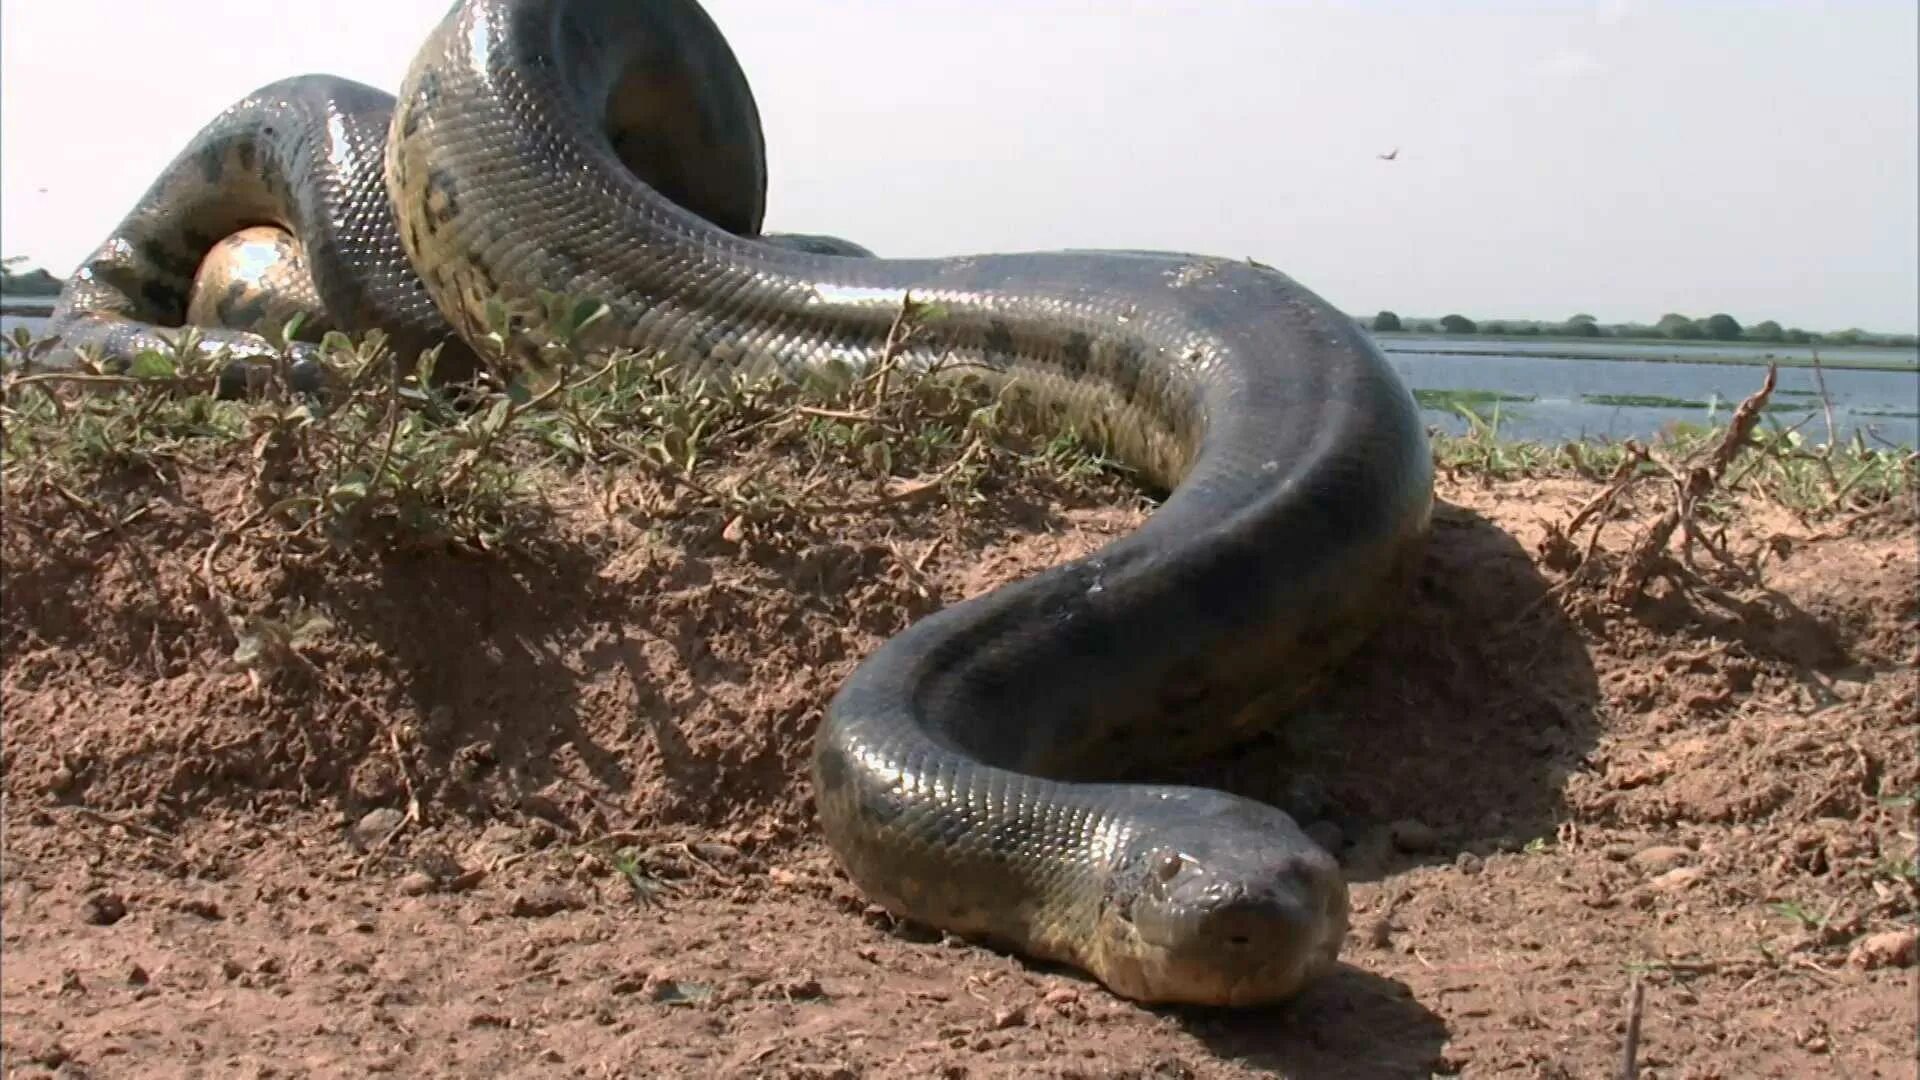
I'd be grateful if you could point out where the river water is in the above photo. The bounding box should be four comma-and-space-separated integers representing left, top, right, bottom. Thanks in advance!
5, 313, 1914, 449
1382, 337, 1918, 449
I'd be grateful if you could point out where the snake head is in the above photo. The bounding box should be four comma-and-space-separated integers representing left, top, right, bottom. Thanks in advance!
1089, 792, 1348, 1007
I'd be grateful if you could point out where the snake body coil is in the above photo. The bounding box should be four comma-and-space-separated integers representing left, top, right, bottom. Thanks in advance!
49, 0, 1433, 1006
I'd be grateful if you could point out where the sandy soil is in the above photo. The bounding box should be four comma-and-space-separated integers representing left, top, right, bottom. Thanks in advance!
3, 428, 1916, 1079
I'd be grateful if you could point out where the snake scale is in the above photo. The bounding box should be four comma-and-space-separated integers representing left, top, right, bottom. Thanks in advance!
48, 0, 1433, 1006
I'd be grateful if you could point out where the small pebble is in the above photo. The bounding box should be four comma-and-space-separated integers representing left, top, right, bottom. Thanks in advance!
990, 1005, 1027, 1030
82, 892, 127, 926
510, 886, 584, 918
172, 897, 223, 920
1849, 928, 1917, 970
351, 808, 406, 849
1647, 866, 1707, 892
1629, 845, 1693, 874
397, 872, 437, 897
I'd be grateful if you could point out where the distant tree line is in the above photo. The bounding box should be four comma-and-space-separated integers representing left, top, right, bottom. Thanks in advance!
1363, 308, 1916, 348
0, 256, 61, 296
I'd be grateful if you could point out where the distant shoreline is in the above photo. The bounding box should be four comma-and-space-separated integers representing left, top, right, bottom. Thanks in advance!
4, 295, 1916, 373
0, 295, 54, 317
1375, 334, 1919, 373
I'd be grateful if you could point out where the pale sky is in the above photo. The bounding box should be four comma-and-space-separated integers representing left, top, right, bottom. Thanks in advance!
3, 1, 1915, 332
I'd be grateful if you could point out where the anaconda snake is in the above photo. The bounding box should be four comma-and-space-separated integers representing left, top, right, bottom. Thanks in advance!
48, 0, 1434, 1006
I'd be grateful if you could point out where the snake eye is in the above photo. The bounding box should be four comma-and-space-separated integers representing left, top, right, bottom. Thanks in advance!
1153, 851, 1184, 882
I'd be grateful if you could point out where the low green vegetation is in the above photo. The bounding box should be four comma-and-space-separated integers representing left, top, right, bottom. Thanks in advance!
1412, 388, 1535, 411
1582, 393, 1713, 410
1577, 392, 1811, 415
1428, 391, 1913, 515
0, 294, 1122, 557
4, 297, 1910, 569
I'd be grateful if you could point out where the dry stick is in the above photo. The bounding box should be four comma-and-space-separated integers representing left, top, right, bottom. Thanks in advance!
1807, 347, 1838, 452
1705, 364, 1778, 478
1611, 365, 1777, 603
1619, 976, 1645, 1079
69, 805, 175, 843
864, 293, 925, 409
799, 437, 983, 517
1494, 445, 1648, 635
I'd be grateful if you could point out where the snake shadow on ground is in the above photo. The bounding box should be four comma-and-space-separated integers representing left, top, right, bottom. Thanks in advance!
1162, 497, 1603, 883
1138, 497, 1600, 1077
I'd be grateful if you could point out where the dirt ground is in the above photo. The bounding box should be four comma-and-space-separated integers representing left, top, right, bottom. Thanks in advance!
2, 421, 1916, 1079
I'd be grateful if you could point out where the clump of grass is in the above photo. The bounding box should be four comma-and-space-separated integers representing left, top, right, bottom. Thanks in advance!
1, 291, 1125, 560
1433, 374, 1915, 517
1413, 388, 1535, 411
1583, 391, 1810, 416
1584, 392, 1713, 410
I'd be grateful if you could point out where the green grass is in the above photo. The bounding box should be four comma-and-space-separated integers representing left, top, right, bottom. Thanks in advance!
1578, 392, 1815, 415
0, 295, 1125, 557
1430, 394, 1915, 513
5, 300, 1911, 566
1582, 393, 1714, 410
1412, 388, 1535, 411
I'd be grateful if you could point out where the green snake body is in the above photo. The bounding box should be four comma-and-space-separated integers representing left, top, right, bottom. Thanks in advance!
48, 0, 1433, 1006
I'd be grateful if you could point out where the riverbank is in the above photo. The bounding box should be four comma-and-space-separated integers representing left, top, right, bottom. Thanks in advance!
0, 296, 54, 318
2, 333, 1914, 1077
1378, 332, 1919, 373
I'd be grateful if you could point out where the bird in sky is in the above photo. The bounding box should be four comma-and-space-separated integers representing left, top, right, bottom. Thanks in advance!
1377, 147, 1400, 161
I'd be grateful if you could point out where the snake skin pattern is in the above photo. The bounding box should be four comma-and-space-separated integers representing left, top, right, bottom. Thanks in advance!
47, 0, 1433, 1006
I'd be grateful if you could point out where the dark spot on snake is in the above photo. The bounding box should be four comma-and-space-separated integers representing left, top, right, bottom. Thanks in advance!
236, 139, 258, 175
182, 228, 221, 257
135, 237, 200, 283
462, 251, 500, 304
140, 279, 186, 316
814, 742, 850, 795
196, 142, 226, 185
423, 167, 462, 230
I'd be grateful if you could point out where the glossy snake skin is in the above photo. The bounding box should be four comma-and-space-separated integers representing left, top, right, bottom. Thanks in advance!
48, 0, 1433, 1006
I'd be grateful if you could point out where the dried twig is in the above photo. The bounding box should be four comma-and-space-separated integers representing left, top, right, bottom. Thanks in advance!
1608, 366, 1777, 604
1619, 976, 1645, 1079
